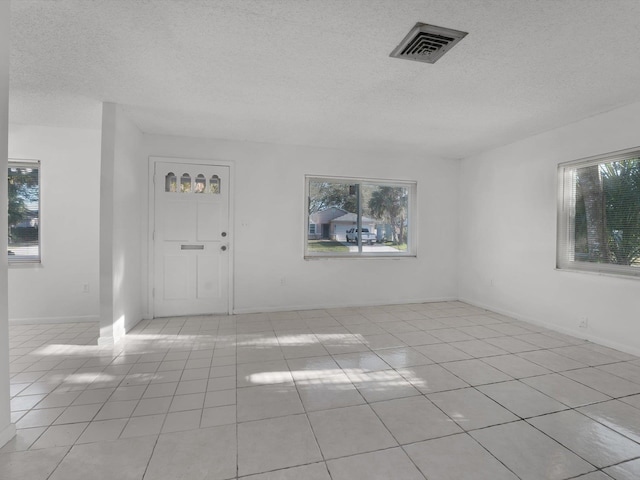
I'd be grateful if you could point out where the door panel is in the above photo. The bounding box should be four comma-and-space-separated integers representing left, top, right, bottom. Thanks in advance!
197, 254, 219, 299
163, 255, 190, 300
197, 202, 220, 241
154, 161, 230, 317
164, 202, 195, 241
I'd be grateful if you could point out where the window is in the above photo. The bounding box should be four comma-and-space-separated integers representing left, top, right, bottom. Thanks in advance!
558, 147, 640, 277
305, 175, 416, 257
210, 175, 220, 194
8, 160, 40, 264
180, 173, 191, 192
165, 172, 177, 192
195, 174, 206, 193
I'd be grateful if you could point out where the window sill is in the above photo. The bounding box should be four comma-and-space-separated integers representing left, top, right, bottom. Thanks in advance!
555, 265, 640, 280
305, 254, 417, 260
8, 261, 43, 269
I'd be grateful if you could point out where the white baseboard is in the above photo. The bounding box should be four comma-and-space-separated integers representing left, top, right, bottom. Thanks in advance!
0, 422, 16, 448
9, 315, 99, 325
232, 297, 458, 315
459, 297, 640, 358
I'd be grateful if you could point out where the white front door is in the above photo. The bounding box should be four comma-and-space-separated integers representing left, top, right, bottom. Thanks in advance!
153, 161, 230, 317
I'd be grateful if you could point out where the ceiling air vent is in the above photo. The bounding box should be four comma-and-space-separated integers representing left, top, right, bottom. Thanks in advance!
390, 23, 468, 64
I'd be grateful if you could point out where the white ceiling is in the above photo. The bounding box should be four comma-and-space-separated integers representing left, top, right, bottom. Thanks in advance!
9, 0, 640, 159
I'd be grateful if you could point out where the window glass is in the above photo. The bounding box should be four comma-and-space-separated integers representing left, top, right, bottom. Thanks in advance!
165, 172, 177, 192
8, 161, 40, 263
305, 176, 416, 257
558, 149, 640, 276
180, 173, 191, 193
210, 175, 220, 194
195, 174, 206, 193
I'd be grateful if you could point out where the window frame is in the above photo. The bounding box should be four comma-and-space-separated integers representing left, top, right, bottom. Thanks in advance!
304, 175, 417, 259
8, 159, 42, 265
557, 147, 640, 278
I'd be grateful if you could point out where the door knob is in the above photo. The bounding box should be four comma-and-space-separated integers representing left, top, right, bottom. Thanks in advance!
221, 245, 227, 251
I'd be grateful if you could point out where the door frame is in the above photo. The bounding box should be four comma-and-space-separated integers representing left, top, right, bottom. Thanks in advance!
147, 156, 235, 318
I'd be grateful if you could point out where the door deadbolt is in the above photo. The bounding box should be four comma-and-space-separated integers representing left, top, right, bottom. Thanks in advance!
221, 232, 227, 237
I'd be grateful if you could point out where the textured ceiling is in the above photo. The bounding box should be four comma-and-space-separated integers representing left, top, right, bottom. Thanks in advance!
9, 0, 640, 159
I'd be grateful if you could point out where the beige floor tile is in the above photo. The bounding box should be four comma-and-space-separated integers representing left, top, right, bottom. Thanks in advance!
147, 426, 236, 480
169, 392, 205, 412
238, 414, 322, 476
0, 446, 69, 480
286, 356, 342, 381
0, 427, 46, 453
481, 354, 551, 379
142, 382, 177, 398
204, 389, 236, 408
15, 407, 65, 429
522, 373, 611, 407
470, 421, 594, 480
478, 380, 567, 418
161, 409, 201, 433
238, 462, 330, 479
11, 394, 47, 411
6, 304, 640, 479
374, 347, 433, 368
308, 405, 397, 459
371, 395, 462, 444
428, 387, 518, 430
531, 410, 640, 467
347, 369, 421, 403
49, 436, 156, 480
405, 433, 518, 480
31, 423, 88, 449
604, 458, 640, 480
413, 343, 472, 363
201, 405, 236, 428
441, 359, 513, 386
327, 447, 424, 480
563, 367, 640, 398
120, 414, 165, 438
333, 352, 391, 373
237, 360, 293, 387
397, 364, 469, 393
76, 419, 127, 444
237, 384, 303, 422
94, 399, 138, 420
296, 373, 365, 412
53, 404, 101, 425
132, 396, 172, 416
579, 399, 640, 443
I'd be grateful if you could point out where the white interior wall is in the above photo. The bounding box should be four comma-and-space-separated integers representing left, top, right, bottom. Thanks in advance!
142, 134, 460, 315
99, 104, 144, 342
0, 0, 16, 448
113, 106, 145, 333
8, 125, 101, 322
459, 101, 640, 356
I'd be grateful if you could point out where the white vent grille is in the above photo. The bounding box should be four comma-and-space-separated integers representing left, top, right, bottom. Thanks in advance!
390, 23, 468, 64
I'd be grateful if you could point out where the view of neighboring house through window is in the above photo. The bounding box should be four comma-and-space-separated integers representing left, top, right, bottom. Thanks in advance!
558, 148, 640, 276
8, 160, 40, 263
305, 176, 416, 257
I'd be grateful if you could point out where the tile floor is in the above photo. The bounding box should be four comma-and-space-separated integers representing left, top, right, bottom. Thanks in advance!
2, 301, 640, 479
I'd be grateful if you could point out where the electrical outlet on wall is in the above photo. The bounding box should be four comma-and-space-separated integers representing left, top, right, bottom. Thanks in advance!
578, 317, 588, 329
82, 283, 90, 293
